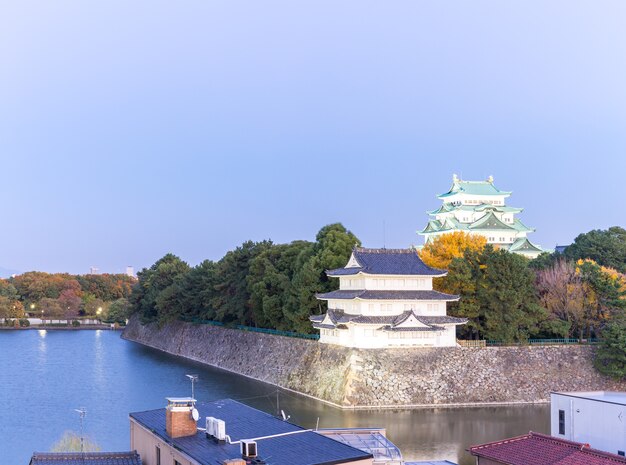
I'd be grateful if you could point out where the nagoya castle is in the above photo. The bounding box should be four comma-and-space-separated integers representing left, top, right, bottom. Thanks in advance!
419, 174, 546, 258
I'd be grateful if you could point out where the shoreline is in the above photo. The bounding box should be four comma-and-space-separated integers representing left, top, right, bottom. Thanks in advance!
124, 335, 551, 410
0, 326, 121, 331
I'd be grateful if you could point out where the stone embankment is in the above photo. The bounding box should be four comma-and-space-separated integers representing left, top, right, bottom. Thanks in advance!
122, 317, 626, 408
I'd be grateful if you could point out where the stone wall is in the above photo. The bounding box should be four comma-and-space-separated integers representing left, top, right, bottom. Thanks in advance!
122, 317, 626, 408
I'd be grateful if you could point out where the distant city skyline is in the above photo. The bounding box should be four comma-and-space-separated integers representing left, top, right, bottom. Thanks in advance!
1, 1, 625, 274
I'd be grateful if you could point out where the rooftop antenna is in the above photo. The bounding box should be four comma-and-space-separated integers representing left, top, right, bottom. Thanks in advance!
186, 374, 198, 400
74, 407, 86, 453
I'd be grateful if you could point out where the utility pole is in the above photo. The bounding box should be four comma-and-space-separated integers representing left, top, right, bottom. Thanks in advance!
186, 374, 198, 399
74, 408, 86, 453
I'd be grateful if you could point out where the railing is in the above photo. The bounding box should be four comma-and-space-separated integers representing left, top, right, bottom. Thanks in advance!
187, 318, 320, 341
457, 338, 600, 347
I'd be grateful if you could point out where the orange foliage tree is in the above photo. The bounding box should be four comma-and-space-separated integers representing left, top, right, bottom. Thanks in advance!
419, 231, 487, 270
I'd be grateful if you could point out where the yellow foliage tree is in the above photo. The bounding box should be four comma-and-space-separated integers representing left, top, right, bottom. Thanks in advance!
419, 231, 487, 270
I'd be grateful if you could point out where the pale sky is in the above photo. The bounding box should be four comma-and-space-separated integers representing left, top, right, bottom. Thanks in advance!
1, 1, 625, 274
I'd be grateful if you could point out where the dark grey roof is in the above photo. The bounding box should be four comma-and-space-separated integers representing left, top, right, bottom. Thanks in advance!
316, 290, 459, 301
310, 311, 467, 329
326, 247, 446, 277
381, 325, 444, 332
130, 399, 372, 465
29, 452, 141, 465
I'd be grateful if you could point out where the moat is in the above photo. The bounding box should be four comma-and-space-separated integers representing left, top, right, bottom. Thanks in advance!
0, 330, 548, 465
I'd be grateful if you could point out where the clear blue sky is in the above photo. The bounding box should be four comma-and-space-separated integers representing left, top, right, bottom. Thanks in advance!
1, 1, 625, 275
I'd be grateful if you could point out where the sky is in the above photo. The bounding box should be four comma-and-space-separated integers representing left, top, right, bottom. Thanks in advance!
1, 1, 625, 275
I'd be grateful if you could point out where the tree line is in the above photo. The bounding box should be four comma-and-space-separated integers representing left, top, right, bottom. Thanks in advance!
0, 272, 135, 323
130, 224, 626, 347
129, 223, 360, 333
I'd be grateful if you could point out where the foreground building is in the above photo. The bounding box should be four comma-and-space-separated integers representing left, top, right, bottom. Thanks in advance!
419, 175, 546, 258
130, 397, 374, 465
310, 247, 465, 348
469, 431, 626, 465
551, 391, 626, 457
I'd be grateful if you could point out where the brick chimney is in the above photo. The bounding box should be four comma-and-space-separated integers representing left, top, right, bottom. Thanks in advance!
165, 397, 198, 438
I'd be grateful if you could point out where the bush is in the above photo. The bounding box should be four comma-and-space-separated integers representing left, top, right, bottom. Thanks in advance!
71, 320, 80, 327
19, 319, 30, 327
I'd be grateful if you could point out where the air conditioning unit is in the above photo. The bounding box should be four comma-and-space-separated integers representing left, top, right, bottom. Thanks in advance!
241, 440, 257, 458
206, 417, 216, 437
214, 418, 226, 441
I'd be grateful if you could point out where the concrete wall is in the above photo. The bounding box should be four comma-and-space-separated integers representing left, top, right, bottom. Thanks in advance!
122, 317, 626, 408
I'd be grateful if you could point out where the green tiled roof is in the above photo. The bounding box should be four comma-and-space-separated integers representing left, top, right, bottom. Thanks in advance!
428, 203, 523, 216
508, 237, 544, 253
468, 211, 514, 231
438, 180, 512, 199
511, 218, 534, 232
419, 220, 442, 234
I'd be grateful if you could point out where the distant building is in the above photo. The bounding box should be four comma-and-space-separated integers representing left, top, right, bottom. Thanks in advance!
468, 431, 626, 465
555, 245, 569, 254
130, 398, 374, 465
29, 452, 141, 465
310, 247, 465, 348
89, 267, 100, 275
126, 266, 135, 278
551, 391, 626, 457
418, 174, 547, 258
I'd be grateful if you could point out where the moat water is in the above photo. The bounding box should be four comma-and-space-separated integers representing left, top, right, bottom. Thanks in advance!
0, 330, 549, 465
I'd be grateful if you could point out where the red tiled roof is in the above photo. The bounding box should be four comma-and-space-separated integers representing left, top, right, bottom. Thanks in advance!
468, 431, 626, 465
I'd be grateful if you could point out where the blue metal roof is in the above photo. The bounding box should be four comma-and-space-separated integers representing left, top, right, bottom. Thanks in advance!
326, 248, 446, 277
130, 399, 372, 465
29, 452, 142, 465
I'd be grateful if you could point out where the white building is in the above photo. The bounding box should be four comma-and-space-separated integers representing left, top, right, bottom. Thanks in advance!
419, 175, 546, 258
309, 247, 465, 349
551, 391, 626, 457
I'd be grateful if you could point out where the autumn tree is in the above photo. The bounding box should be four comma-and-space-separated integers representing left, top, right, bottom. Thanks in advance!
38, 298, 64, 318
51, 431, 100, 452
419, 231, 487, 270
0, 297, 24, 319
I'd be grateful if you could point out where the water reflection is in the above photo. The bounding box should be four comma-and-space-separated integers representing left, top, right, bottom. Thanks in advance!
0, 331, 549, 465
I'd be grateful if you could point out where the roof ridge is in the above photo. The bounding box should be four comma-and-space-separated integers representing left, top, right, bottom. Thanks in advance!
354, 247, 417, 254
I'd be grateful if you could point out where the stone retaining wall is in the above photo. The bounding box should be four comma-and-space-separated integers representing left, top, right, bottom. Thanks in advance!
122, 317, 626, 408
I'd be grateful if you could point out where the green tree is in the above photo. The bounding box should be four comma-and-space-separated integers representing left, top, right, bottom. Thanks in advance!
210, 241, 272, 325
446, 246, 559, 342
105, 298, 131, 323
130, 254, 190, 324
285, 223, 360, 333
173, 260, 218, 322
565, 227, 626, 273
594, 318, 626, 379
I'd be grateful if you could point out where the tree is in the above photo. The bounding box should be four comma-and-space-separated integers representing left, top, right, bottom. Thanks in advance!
58, 289, 82, 318
594, 318, 626, 379
0, 297, 24, 319
83, 295, 106, 317
565, 227, 626, 273
535, 259, 587, 338
51, 431, 100, 452
130, 254, 190, 324
285, 223, 360, 333
0, 280, 19, 299
105, 298, 131, 323
419, 231, 487, 270
446, 246, 558, 341
39, 297, 64, 318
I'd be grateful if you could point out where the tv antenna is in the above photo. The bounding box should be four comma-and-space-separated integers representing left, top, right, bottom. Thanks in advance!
186, 374, 198, 399
74, 407, 86, 453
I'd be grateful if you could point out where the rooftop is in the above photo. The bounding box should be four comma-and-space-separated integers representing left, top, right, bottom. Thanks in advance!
326, 247, 446, 277
315, 290, 459, 301
130, 399, 372, 465
29, 452, 142, 465
468, 431, 626, 465
317, 428, 402, 463
552, 391, 626, 406
438, 176, 512, 199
